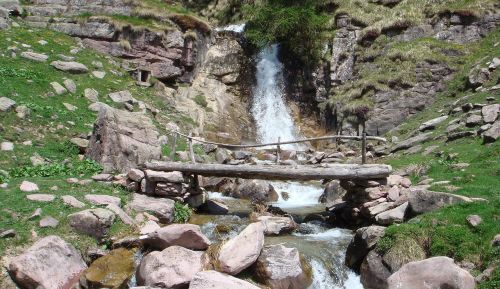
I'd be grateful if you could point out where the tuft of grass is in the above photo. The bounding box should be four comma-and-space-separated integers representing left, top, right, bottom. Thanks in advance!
173, 202, 192, 223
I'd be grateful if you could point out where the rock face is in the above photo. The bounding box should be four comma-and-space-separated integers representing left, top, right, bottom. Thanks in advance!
143, 224, 211, 250
8, 236, 87, 289
233, 179, 279, 203
345, 225, 386, 271
387, 257, 475, 289
80, 248, 135, 289
137, 246, 205, 288
218, 222, 265, 275
86, 105, 161, 173
68, 208, 115, 239
189, 270, 260, 289
255, 245, 311, 289
127, 193, 175, 223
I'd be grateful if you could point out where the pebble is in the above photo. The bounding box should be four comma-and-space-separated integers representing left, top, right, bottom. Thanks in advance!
39, 216, 59, 228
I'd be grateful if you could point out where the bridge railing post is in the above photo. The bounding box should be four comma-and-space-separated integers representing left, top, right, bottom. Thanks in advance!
276, 137, 281, 164
361, 132, 367, 164
187, 132, 200, 190
170, 132, 178, 161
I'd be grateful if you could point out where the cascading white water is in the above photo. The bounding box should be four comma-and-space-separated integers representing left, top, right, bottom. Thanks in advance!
251, 44, 301, 149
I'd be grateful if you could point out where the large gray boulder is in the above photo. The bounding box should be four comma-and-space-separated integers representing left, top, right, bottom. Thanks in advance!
482, 104, 500, 123
418, 115, 448, 131
255, 244, 311, 289
408, 189, 472, 215
8, 236, 87, 289
68, 208, 115, 240
86, 105, 161, 173
345, 225, 386, 271
127, 193, 174, 223
137, 246, 205, 288
142, 224, 211, 250
483, 121, 500, 143
232, 179, 279, 203
189, 271, 260, 289
387, 257, 475, 289
218, 222, 265, 275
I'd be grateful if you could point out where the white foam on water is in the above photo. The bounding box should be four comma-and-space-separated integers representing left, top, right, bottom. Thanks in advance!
270, 181, 323, 208
208, 191, 235, 200
215, 23, 246, 33
294, 228, 345, 240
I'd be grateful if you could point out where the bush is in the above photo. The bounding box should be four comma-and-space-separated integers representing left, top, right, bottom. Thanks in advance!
173, 202, 192, 223
244, 0, 329, 66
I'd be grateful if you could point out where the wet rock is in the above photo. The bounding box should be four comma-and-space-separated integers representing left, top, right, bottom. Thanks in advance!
26, 194, 55, 202
218, 222, 265, 275
387, 257, 475, 289
84, 194, 121, 206
86, 105, 161, 173
80, 248, 135, 289
20, 51, 48, 62
68, 208, 115, 240
483, 121, 500, 143
20, 180, 39, 192
0, 96, 16, 112
137, 246, 205, 288
189, 270, 260, 289
257, 216, 297, 235
233, 179, 279, 203
201, 199, 229, 215
375, 202, 409, 225
408, 189, 472, 215
8, 236, 87, 289
51, 60, 89, 73
143, 224, 210, 250
466, 214, 482, 227
419, 115, 448, 131
345, 225, 386, 271
39, 216, 59, 228
62, 195, 85, 208
360, 250, 390, 289
482, 104, 500, 123
127, 193, 174, 223
255, 244, 311, 289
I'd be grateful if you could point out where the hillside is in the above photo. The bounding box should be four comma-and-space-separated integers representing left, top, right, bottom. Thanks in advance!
0, 0, 499, 289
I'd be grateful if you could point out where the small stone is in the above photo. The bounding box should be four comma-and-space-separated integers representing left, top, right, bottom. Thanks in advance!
50, 60, 88, 73
466, 215, 482, 227
23, 140, 33, 146
62, 195, 85, 208
26, 194, 55, 202
63, 79, 77, 93
50, 186, 58, 191
0, 97, 16, 112
16, 105, 30, 118
51, 82, 67, 95
1, 141, 14, 151
38, 40, 48, 45
85, 194, 121, 207
29, 208, 42, 219
0, 229, 16, 238
92, 173, 113, 182
62, 102, 77, 111
92, 61, 103, 68
127, 169, 144, 182
140, 220, 160, 235
492, 234, 500, 247
92, 71, 106, 79
67, 177, 79, 184
108, 90, 134, 103
20, 181, 39, 192
39, 216, 59, 228
20, 51, 48, 62
465, 114, 482, 127
84, 88, 99, 102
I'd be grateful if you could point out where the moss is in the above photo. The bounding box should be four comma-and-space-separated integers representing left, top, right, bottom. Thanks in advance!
382, 237, 426, 271
194, 94, 208, 108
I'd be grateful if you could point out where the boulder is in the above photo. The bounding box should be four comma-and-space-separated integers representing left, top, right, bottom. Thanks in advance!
257, 216, 297, 235
387, 257, 475, 289
70, 137, 88, 153
419, 115, 448, 131
466, 214, 482, 227
365, 202, 395, 217
468, 67, 490, 88
408, 189, 472, 215
1, 141, 13, 151
39, 216, 59, 228
233, 179, 279, 203
127, 193, 174, 223
64, 79, 77, 93
62, 195, 85, 208
189, 271, 260, 289
106, 203, 135, 225
465, 114, 482, 127
91, 173, 114, 182
20, 180, 39, 192
360, 250, 391, 289
20, 51, 48, 62
84, 88, 99, 102
150, 60, 182, 80
8, 236, 87, 289
140, 220, 160, 235
84, 194, 121, 206
143, 224, 210, 250
145, 170, 184, 183
86, 105, 161, 173
481, 104, 499, 123
390, 132, 433, 153
345, 225, 386, 271
80, 248, 135, 289
218, 222, 265, 275
137, 246, 205, 288
26, 194, 55, 202
255, 245, 311, 289
68, 208, 115, 239
50, 60, 89, 73
201, 199, 229, 215
483, 121, 500, 143
318, 180, 344, 203
0, 96, 16, 112
128, 168, 145, 182
108, 90, 134, 103
375, 202, 409, 225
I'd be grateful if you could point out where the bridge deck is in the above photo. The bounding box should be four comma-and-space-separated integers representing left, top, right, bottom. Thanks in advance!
144, 162, 392, 181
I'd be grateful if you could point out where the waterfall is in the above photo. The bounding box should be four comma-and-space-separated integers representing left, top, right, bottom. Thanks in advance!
251, 45, 301, 149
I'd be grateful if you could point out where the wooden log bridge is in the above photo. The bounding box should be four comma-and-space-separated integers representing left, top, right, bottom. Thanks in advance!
144, 162, 393, 181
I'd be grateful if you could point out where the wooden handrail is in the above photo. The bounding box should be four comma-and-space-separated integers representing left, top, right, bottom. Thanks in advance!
167, 130, 386, 149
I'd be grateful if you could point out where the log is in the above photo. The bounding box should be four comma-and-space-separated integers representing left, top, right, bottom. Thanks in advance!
144, 162, 392, 181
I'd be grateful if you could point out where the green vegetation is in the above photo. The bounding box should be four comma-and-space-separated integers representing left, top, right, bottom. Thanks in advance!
194, 94, 208, 108
173, 201, 192, 223
244, 0, 330, 66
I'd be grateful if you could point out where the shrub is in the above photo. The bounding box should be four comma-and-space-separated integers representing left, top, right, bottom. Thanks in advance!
194, 94, 208, 108
174, 202, 192, 223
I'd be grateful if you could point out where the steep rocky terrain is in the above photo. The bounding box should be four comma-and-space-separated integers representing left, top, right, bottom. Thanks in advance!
0, 0, 499, 289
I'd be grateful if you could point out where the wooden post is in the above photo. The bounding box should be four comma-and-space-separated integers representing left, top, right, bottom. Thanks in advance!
276, 137, 281, 164
170, 132, 178, 161
188, 132, 196, 164
361, 132, 367, 164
